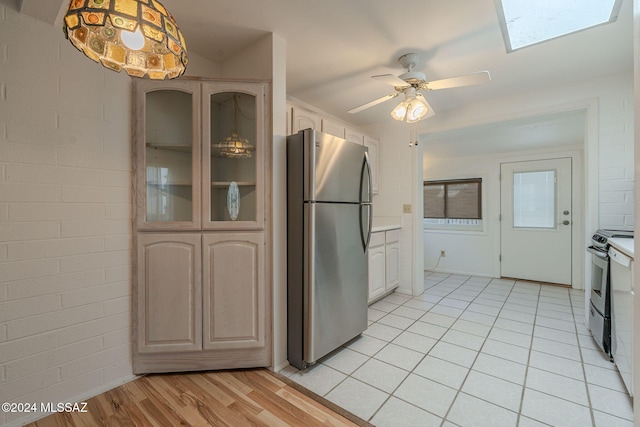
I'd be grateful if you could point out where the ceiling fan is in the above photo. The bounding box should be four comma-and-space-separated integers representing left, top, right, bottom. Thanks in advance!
348, 53, 491, 123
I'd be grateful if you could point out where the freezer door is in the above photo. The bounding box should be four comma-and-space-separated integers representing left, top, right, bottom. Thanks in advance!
304, 202, 368, 364
304, 130, 370, 203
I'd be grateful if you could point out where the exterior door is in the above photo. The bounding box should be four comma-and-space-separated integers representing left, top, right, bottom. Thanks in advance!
500, 158, 572, 285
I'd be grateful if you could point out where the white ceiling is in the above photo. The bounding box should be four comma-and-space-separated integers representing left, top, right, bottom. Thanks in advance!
422, 109, 587, 158
164, 0, 632, 126
10, 0, 634, 155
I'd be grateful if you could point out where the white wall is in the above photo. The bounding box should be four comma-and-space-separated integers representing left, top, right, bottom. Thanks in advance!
363, 122, 424, 296
420, 72, 633, 288
0, 6, 222, 426
598, 83, 635, 230
423, 148, 582, 279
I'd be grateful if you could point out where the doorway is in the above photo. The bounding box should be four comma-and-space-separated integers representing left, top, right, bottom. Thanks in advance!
500, 158, 573, 285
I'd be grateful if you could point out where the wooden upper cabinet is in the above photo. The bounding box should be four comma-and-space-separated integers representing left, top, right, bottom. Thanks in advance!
345, 129, 364, 145
134, 80, 202, 230
134, 79, 267, 231
321, 118, 345, 138
202, 82, 267, 230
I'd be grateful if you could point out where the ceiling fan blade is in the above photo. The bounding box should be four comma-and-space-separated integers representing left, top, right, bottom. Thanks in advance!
416, 93, 436, 118
425, 71, 491, 90
372, 74, 410, 88
348, 93, 399, 114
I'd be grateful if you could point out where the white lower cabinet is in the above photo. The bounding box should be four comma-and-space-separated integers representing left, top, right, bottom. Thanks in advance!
385, 229, 400, 289
368, 232, 386, 302
368, 228, 400, 304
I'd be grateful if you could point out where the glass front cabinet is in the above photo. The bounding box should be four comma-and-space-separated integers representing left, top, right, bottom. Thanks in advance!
133, 78, 270, 374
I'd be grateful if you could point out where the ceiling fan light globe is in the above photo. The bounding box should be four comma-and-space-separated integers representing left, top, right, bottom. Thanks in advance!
406, 114, 423, 124
390, 102, 408, 121
406, 98, 428, 123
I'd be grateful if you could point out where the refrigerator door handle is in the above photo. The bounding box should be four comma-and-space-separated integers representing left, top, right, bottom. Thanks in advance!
365, 204, 373, 251
359, 153, 373, 252
361, 152, 373, 204
359, 204, 372, 252
303, 202, 316, 363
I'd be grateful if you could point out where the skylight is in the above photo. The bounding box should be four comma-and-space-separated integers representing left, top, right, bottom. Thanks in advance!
495, 0, 622, 52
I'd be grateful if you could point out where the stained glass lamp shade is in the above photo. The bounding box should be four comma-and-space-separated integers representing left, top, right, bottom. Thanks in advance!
214, 133, 255, 158
63, 0, 188, 80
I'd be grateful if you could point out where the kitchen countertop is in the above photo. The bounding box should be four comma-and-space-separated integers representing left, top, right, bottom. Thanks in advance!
371, 217, 401, 232
609, 237, 634, 259
372, 224, 401, 232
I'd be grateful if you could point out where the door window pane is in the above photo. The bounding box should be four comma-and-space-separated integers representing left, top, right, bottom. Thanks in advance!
513, 170, 555, 228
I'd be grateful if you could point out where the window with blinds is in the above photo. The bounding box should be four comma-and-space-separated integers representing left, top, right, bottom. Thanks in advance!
423, 178, 483, 230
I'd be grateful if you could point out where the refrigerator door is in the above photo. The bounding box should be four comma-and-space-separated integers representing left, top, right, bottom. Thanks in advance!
304, 129, 370, 203
304, 202, 368, 364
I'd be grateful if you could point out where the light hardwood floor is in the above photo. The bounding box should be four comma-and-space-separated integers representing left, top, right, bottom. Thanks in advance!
26, 369, 370, 427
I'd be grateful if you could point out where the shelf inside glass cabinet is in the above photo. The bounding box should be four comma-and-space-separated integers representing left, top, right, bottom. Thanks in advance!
210, 181, 256, 188
146, 143, 192, 153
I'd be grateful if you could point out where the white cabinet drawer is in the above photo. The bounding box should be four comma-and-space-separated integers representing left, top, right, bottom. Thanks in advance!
385, 229, 400, 244
370, 231, 385, 248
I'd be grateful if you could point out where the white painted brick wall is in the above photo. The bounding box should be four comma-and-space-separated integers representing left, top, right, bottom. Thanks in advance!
0, 6, 135, 426
599, 96, 635, 229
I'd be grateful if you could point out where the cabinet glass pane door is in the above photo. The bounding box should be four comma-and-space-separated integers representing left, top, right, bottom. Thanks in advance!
209, 92, 257, 222
145, 90, 193, 223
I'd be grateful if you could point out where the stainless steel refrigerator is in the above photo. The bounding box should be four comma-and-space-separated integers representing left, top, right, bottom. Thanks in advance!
287, 128, 372, 370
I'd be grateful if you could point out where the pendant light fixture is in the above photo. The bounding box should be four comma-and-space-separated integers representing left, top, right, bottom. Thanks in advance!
390, 87, 429, 124
63, 0, 188, 80
213, 94, 255, 159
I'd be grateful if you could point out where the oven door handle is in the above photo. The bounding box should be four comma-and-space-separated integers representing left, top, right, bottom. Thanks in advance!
587, 246, 609, 260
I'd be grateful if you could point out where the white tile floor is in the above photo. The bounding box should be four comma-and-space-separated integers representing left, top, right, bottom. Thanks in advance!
279, 272, 634, 427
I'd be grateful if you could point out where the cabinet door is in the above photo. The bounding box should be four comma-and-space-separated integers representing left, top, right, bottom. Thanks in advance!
286, 102, 294, 135
363, 136, 380, 194
291, 107, 319, 133
202, 82, 267, 230
136, 233, 202, 354
368, 244, 386, 302
321, 118, 345, 138
386, 241, 400, 290
134, 80, 201, 230
345, 129, 364, 145
202, 233, 266, 352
